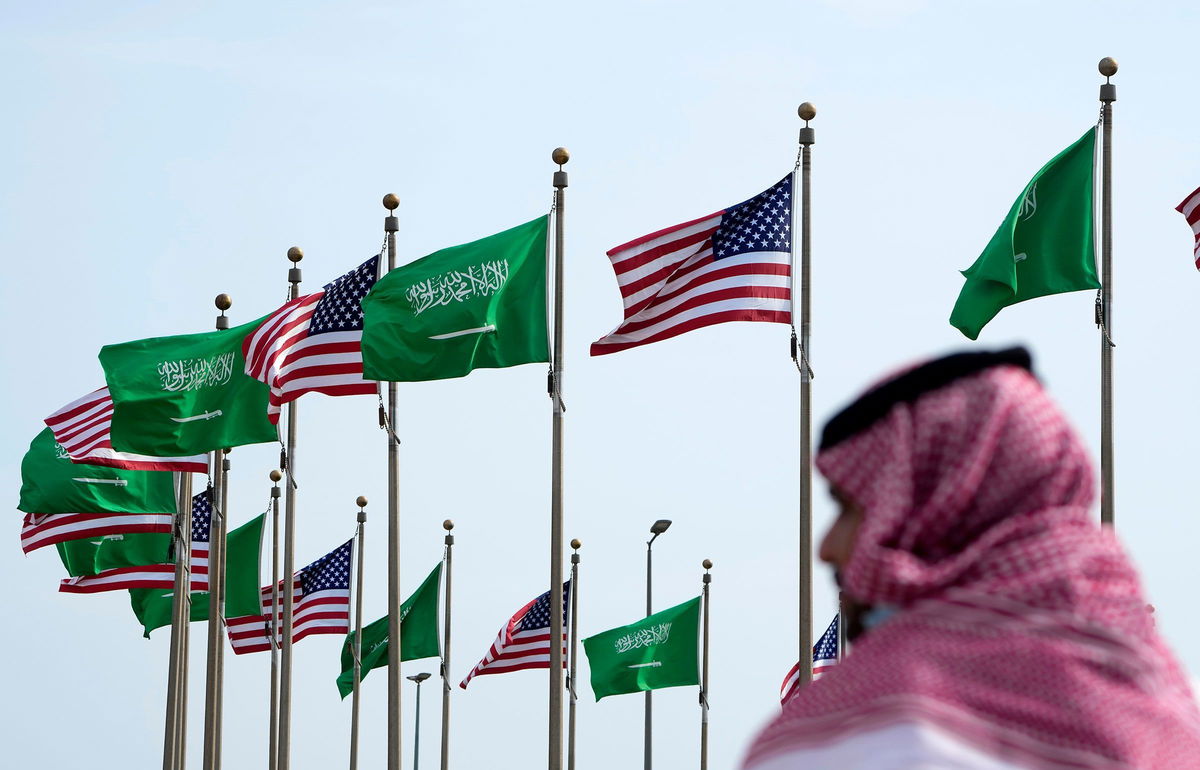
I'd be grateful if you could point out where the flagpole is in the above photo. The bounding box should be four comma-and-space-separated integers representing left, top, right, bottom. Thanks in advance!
382, 193, 405, 770
796, 102, 816, 688
700, 559, 712, 770
1098, 57, 1117, 527
162, 469, 194, 770
567, 538, 581, 770
440, 519, 454, 770
268, 469, 282, 770
278, 246, 303, 770
204, 295, 232, 770
350, 496, 368, 770
215, 446, 230, 770
549, 147, 570, 770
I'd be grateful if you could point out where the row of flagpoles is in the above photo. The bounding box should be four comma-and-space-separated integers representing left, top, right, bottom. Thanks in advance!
21, 55, 1143, 769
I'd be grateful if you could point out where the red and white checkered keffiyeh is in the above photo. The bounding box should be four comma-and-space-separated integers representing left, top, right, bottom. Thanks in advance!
745, 360, 1200, 769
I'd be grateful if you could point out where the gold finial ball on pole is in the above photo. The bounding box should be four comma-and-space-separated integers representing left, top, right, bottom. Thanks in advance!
798, 102, 817, 122
443, 519, 454, 531
382, 193, 400, 211
552, 147, 570, 166
570, 538, 581, 550
1098, 57, 1118, 77
287, 246, 304, 263
356, 495, 368, 509
215, 293, 232, 311
269, 469, 282, 483
702, 558, 713, 570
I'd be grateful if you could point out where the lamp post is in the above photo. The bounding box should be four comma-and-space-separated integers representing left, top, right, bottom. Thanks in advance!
407, 672, 431, 770
645, 519, 672, 770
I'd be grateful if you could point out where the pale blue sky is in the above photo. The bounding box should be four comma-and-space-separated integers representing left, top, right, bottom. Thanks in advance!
4, 2, 1200, 768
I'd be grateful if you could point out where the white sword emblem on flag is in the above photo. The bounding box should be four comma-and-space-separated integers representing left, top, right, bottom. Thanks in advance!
170, 410, 224, 423
72, 478, 129, 486
428, 324, 497, 340
627, 661, 662, 669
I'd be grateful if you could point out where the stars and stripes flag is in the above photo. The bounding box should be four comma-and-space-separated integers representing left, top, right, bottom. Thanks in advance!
1176, 186, 1200, 270
243, 256, 380, 423
21, 512, 172, 554
58, 490, 211, 594
44, 388, 208, 473
780, 615, 840, 705
590, 175, 793, 355
226, 538, 352, 655
459, 582, 570, 689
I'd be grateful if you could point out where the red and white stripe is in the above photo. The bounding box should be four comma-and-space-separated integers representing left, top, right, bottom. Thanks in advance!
1175, 186, 1200, 270
227, 583, 350, 655
590, 210, 791, 356
459, 597, 565, 689
59, 541, 208, 594
44, 388, 207, 473
21, 512, 172, 554
242, 290, 376, 425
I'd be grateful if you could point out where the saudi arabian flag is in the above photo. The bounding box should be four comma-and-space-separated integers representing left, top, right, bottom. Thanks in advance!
100, 317, 278, 457
58, 531, 171, 577
19, 428, 176, 514
360, 217, 549, 382
950, 128, 1100, 340
129, 513, 265, 638
336, 562, 441, 698
583, 596, 701, 701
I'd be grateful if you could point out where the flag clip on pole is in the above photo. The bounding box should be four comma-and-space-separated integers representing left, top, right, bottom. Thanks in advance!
382, 193, 405, 770
549, 148, 570, 770
278, 246, 303, 770
440, 519, 455, 770
1097, 57, 1117, 528
700, 560, 712, 770
268, 469, 282, 770
567, 539, 581, 770
797, 102, 816, 688
350, 496, 368, 770
204, 294, 232, 770
162, 470, 194, 770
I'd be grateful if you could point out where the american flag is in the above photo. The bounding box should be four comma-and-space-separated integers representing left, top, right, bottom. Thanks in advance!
226, 539, 353, 655
43, 388, 208, 473
459, 582, 570, 689
780, 615, 840, 704
58, 491, 210, 594
243, 256, 380, 423
1176, 186, 1200, 270
590, 175, 793, 355
21, 512, 172, 555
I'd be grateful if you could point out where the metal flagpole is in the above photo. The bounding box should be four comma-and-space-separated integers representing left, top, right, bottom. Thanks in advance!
204, 295, 232, 770
548, 147, 570, 770
214, 446, 230, 770
268, 469, 282, 770
700, 560, 712, 770
350, 496, 368, 770
1098, 57, 1117, 527
440, 519, 454, 770
796, 101, 817, 688
163, 470, 194, 770
382, 193, 405, 770
278, 246, 303, 770
567, 539, 581, 770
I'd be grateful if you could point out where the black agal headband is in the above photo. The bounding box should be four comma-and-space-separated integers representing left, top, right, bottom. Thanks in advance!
818, 347, 1035, 452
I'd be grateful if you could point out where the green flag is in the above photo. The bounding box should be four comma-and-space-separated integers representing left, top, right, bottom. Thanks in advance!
336, 562, 441, 698
129, 513, 265, 638
19, 428, 176, 514
360, 217, 549, 382
582, 596, 701, 700
58, 531, 172, 577
950, 128, 1100, 340
100, 318, 278, 456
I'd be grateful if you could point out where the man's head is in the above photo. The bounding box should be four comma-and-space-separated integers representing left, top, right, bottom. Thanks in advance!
814, 347, 1094, 613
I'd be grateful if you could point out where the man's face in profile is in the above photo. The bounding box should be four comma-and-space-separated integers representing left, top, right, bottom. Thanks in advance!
819, 486, 870, 642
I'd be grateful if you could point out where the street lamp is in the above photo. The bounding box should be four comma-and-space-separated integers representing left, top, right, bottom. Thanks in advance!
407, 672, 431, 770
645, 519, 672, 770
